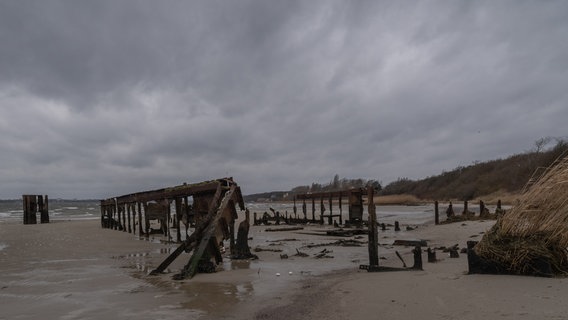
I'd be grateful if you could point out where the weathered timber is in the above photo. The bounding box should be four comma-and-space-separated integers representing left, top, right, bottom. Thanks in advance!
105, 178, 244, 280
434, 200, 439, 225
265, 226, 304, 232
427, 248, 437, 263
294, 188, 368, 225
150, 186, 223, 276
181, 186, 236, 278
393, 239, 428, 247
395, 251, 407, 268
394, 221, 401, 232
412, 246, 423, 270
23, 195, 49, 224
232, 209, 257, 260
367, 187, 379, 267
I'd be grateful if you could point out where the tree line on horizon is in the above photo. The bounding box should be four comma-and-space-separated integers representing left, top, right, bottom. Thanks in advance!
379, 137, 568, 200
245, 137, 568, 202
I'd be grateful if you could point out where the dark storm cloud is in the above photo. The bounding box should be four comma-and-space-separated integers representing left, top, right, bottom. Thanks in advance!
1, 1, 567, 198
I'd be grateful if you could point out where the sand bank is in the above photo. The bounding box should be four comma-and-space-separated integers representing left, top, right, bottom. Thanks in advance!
1, 215, 567, 320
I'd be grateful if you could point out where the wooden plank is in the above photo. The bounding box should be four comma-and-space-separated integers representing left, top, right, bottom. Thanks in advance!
183, 185, 235, 279
367, 187, 379, 266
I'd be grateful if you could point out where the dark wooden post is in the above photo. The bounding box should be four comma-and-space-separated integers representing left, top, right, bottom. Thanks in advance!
127, 203, 132, 233
446, 201, 455, 219
117, 204, 122, 231
293, 196, 297, 217
131, 204, 136, 235
412, 246, 423, 270
338, 193, 343, 225
43, 195, 49, 223
394, 221, 400, 232
137, 202, 143, 235
175, 198, 182, 242
232, 209, 256, 260
427, 248, 437, 263
302, 199, 307, 221
144, 202, 150, 235
166, 200, 171, 240
434, 200, 439, 225
22, 195, 29, 224
122, 204, 127, 232
367, 187, 379, 267
37, 196, 44, 223
497, 199, 502, 210
320, 196, 325, 224
38, 195, 49, 223
463, 200, 468, 216
328, 194, 333, 225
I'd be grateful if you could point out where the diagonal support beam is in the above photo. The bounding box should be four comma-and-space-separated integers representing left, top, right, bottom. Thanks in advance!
177, 184, 237, 280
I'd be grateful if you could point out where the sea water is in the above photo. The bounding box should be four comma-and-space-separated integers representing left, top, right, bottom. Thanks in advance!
0, 199, 100, 222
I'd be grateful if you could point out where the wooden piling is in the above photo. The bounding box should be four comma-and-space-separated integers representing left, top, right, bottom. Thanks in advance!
434, 200, 439, 225
137, 202, 143, 235
367, 187, 379, 267
320, 196, 325, 224
338, 193, 343, 225
328, 194, 333, 225
127, 204, 132, 233
175, 198, 182, 242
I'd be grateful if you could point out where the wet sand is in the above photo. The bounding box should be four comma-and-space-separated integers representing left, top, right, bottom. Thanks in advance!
1, 214, 567, 319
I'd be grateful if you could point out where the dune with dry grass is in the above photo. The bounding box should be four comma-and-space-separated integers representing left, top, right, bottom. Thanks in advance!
474, 151, 568, 276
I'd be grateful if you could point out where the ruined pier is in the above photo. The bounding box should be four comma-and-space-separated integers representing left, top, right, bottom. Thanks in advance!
101, 177, 249, 279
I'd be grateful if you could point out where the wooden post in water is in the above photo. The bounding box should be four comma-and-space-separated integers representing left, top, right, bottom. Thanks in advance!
434, 201, 439, 225
463, 200, 469, 216
367, 187, 379, 267
293, 196, 297, 217
302, 199, 307, 221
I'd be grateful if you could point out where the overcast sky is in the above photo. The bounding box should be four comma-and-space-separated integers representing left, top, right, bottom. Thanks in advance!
1, 1, 567, 199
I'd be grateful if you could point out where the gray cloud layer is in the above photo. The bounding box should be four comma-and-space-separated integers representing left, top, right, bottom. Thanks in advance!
1, 1, 567, 198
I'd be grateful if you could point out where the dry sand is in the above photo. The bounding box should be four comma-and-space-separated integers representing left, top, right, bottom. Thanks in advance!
1, 214, 567, 320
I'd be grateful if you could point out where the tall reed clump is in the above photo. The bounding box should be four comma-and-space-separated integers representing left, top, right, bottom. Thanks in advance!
474, 151, 568, 275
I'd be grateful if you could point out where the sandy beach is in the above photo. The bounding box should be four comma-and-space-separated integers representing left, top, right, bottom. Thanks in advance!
1, 208, 567, 320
